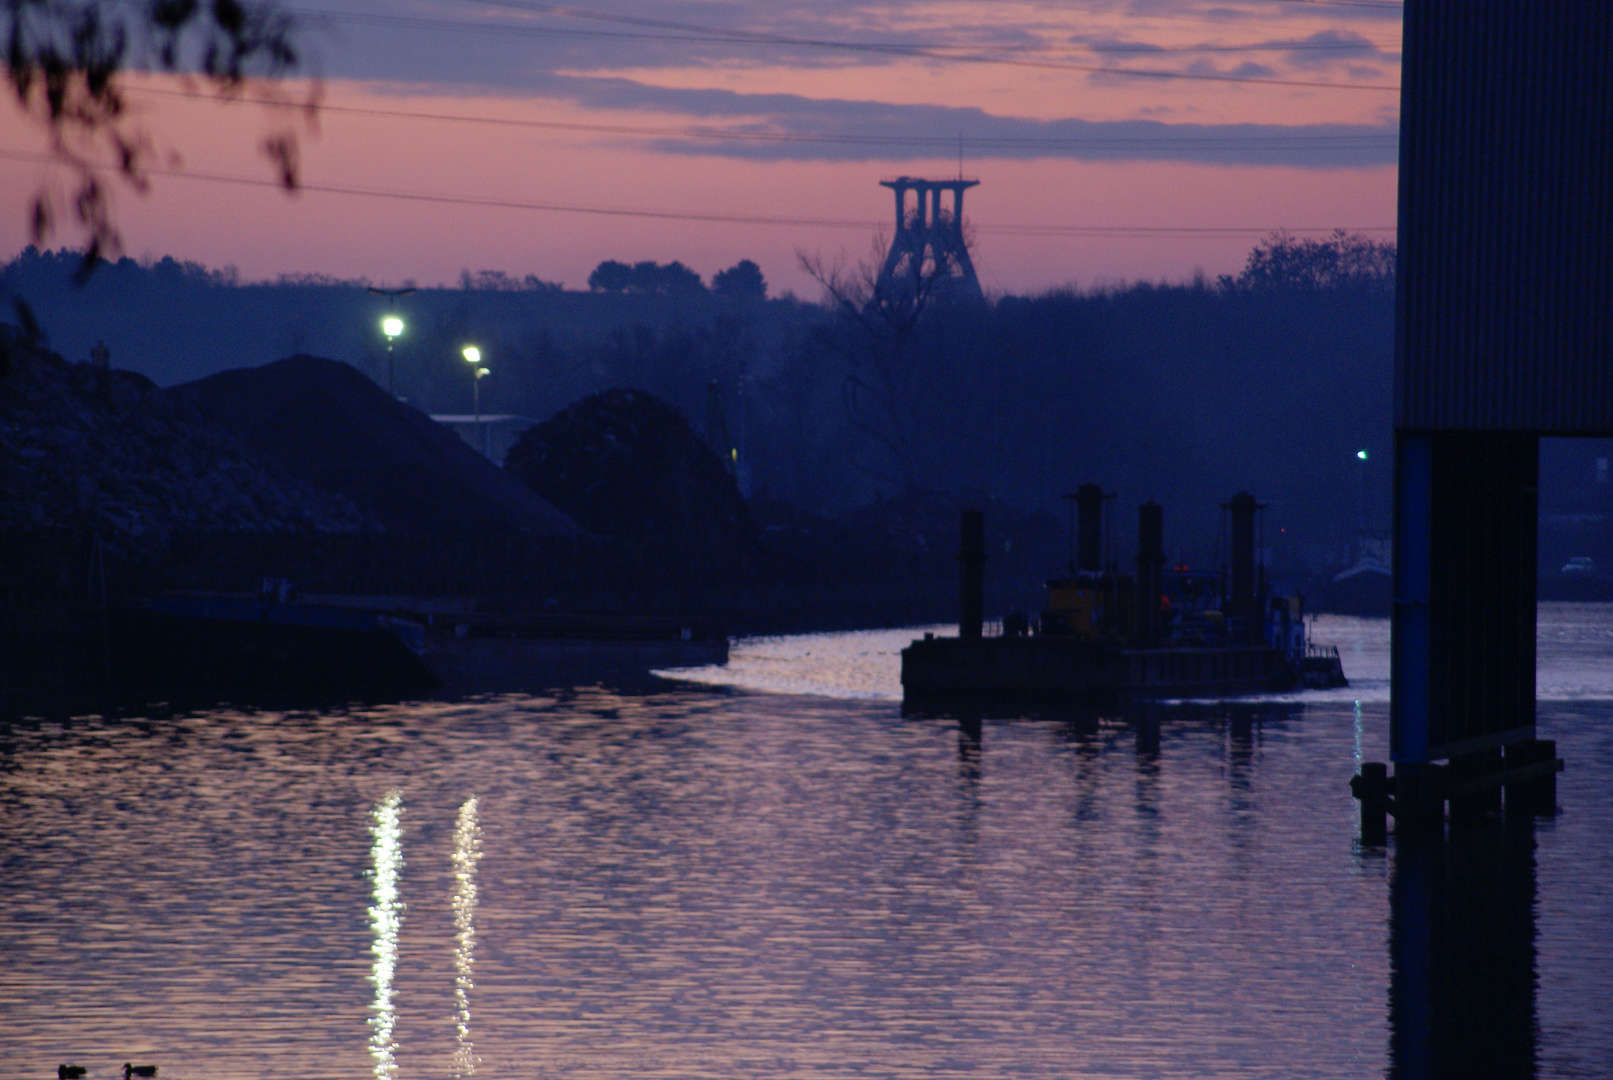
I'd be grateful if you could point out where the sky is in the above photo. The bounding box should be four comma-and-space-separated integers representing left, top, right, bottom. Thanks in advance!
0, 0, 1404, 296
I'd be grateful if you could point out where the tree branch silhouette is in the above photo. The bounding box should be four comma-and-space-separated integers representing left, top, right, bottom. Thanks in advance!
4, 0, 314, 282
797, 236, 953, 489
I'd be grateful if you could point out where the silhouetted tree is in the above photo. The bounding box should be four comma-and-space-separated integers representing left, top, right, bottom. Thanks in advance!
459, 268, 562, 292
633, 260, 704, 294
712, 259, 766, 300
587, 260, 633, 292
588, 259, 705, 294
1221, 229, 1395, 293
797, 233, 964, 488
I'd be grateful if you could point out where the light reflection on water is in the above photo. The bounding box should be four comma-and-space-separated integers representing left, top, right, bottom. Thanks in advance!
0, 608, 1609, 1078
369, 790, 404, 1080
662, 605, 1613, 707
451, 796, 481, 1079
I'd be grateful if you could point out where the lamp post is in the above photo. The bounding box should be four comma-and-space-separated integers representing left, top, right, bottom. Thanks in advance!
380, 315, 404, 396
368, 286, 416, 396
463, 346, 490, 456
1354, 448, 1372, 542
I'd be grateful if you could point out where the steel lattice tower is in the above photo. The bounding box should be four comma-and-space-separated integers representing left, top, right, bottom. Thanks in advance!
875, 177, 983, 306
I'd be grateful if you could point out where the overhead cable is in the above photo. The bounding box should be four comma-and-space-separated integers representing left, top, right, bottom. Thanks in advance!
289, 3, 1399, 92
124, 84, 1398, 154
0, 146, 1396, 237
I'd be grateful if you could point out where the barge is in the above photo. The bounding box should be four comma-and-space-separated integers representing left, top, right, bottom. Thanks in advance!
115, 589, 728, 704
901, 487, 1346, 711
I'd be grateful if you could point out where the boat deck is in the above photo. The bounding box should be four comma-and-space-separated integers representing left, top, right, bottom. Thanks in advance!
900, 633, 1306, 710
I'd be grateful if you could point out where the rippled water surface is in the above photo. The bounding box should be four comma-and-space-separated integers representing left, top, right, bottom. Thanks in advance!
3, 609, 1612, 1079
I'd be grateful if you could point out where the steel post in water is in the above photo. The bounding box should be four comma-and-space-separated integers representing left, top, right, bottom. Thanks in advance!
959, 510, 985, 640
1225, 491, 1259, 641
1359, 761, 1389, 845
1136, 502, 1165, 647
1075, 484, 1104, 573
1134, 710, 1161, 758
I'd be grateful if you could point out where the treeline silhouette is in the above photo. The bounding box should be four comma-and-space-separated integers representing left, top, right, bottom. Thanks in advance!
586, 258, 768, 299
2, 236, 1395, 569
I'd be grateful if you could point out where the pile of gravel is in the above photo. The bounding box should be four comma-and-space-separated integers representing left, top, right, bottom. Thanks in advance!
176, 355, 579, 536
505, 388, 752, 555
0, 333, 372, 536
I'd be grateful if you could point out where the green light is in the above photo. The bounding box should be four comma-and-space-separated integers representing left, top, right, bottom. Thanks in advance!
1357, 450, 1369, 460
462, 345, 481, 365
381, 316, 404, 338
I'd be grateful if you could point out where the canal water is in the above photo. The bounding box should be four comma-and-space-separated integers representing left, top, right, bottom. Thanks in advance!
2, 607, 1611, 1079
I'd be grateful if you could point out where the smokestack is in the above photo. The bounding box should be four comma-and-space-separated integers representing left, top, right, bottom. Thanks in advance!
1075, 483, 1105, 573
959, 509, 985, 639
1136, 502, 1164, 646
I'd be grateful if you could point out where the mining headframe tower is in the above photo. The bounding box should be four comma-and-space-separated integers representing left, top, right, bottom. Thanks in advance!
876, 176, 984, 306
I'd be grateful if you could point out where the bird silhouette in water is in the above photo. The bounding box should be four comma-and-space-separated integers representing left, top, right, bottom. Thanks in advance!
57, 1067, 86, 1079
122, 1066, 157, 1080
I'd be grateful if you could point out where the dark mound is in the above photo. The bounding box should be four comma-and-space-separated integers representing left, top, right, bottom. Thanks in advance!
505, 388, 752, 553
0, 332, 369, 536
176, 355, 578, 535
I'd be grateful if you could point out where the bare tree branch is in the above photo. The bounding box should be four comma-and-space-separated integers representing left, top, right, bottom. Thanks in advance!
4, 0, 316, 280
796, 231, 967, 490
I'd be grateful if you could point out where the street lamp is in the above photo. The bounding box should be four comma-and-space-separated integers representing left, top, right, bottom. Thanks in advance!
1355, 449, 1370, 534
368, 285, 416, 396
380, 315, 405, 396
463, 345, 490, 455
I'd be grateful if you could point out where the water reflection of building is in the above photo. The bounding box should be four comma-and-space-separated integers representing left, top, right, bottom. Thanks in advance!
451, 797, 483, 1079
1390, 823, 1538, 1080
369, 791, 405, 1080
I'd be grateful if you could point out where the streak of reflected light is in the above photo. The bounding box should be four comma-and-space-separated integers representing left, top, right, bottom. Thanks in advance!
369, 790, 405, 1080
1352, 700, 1364, 831
451, 796, 483, 1078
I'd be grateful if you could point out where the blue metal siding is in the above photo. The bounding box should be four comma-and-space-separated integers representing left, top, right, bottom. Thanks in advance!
1396, 0, 1613, 433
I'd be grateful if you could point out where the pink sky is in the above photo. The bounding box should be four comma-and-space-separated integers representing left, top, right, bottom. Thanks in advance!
0, 0, 1402, 295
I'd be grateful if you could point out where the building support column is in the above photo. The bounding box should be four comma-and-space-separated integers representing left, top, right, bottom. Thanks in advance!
1390, 430, 1540, 824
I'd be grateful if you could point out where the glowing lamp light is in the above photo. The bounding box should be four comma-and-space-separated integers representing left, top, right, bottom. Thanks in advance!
462, 346, 481, 365
381, 315, 404, 339
1357, 450, 1369, 460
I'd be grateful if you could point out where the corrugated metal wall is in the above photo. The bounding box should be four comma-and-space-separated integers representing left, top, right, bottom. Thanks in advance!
1396, 0, 1613, 433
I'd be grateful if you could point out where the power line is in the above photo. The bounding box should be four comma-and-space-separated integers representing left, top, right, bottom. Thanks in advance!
0, 146, 1395, 237
1280, 0, 1402, 9
474, 0, 1404, 91
304, 6, 1401, 57
293, 4, 1398, 92
124, 84, 1398, 154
